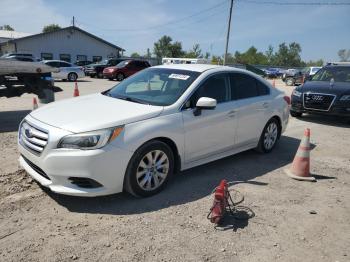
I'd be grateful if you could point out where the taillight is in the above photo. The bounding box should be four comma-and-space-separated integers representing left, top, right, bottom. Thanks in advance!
283, 96, 291, 105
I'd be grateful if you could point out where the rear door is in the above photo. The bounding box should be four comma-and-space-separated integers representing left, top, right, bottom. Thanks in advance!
230, 73, 271, 146
182, 73, 238, 163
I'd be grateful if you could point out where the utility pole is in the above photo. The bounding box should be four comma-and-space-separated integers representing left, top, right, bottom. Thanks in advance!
223, 0, 233, 66
72, 16, 75, 27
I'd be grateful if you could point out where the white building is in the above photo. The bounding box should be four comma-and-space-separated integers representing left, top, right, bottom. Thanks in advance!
0, 30, 32, 44
0, 26, 124, 63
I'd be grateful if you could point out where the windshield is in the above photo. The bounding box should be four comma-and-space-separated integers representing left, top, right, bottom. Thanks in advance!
116, 60, 130, 68
104, 68, 201, 106
311, 66, 350, 82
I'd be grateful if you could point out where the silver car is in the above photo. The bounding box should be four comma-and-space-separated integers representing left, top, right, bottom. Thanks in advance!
43, 60, 85, 81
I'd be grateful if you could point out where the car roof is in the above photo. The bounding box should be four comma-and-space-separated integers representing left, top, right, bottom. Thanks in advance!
153, 64, 225, 72
43, 60, 71, 63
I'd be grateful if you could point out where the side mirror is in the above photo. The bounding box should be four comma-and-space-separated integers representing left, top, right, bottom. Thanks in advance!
193, 97, 217, 116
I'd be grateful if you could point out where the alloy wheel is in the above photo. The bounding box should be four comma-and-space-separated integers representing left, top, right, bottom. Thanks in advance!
264, 122, 278, 150
136, 150, 169, 191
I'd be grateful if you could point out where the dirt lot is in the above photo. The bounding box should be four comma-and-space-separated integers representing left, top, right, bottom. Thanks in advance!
0, 77, 349, 262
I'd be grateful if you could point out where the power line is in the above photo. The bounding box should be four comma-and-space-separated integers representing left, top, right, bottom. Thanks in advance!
239, 0, 350, 5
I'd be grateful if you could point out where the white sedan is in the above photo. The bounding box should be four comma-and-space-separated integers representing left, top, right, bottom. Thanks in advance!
18, 64, 289, 197
43, 60, 85, 81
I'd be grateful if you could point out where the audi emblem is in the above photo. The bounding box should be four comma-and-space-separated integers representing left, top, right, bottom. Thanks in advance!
311, 95, 324, 101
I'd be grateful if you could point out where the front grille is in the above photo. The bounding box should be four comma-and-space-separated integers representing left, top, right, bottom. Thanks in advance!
21, 155, 51, 180
19, 121, 49, 155
303, 93, 336, 111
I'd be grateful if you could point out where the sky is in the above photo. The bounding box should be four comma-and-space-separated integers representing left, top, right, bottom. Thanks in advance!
1, 0, 350, 62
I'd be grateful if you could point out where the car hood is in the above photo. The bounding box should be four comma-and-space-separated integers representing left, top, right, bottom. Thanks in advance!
300, 81, 350, 95
29, 93, 164, 133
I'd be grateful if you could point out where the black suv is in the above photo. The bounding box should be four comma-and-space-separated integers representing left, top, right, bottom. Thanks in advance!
290, 63, 350, 118
84, 58, 126, 78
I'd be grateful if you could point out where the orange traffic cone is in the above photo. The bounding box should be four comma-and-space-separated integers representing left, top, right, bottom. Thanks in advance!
32, 97, 38, 110
73, 81, 80, 97
285, 128, 315, 181
272, 79, 276, 87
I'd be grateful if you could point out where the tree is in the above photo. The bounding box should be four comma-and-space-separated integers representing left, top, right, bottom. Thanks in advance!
0, 25, 14, 31
233, 46, 268, 65
265, 45, 275, 65
42, 24, 61, 33
338, 49, 350, 62
305, 59, 324, 66
153, 35, 185, 58
211, 55, 223, 65
130, 52, 141, 58
273, 42, 304, 67
186, 44, 202, 58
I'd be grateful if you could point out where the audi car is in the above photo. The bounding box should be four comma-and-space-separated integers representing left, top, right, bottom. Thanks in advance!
18, 64, 289, 197
290, 63, 350, 118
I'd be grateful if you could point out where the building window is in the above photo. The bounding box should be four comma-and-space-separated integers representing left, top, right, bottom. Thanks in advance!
93, 56, 102, 63
41, 53, 53, 60
76, 55, 87, 62
60, 54, 71, 62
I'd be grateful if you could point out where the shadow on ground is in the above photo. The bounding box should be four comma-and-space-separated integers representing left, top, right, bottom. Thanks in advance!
0, 110, 30, 133
47, 135, 301, 215
296, 114, 350, 128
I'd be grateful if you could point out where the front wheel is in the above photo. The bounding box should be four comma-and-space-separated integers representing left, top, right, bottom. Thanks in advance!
124, 141, 174, 197
256, 118, 280, 153
286, 78, 294, 86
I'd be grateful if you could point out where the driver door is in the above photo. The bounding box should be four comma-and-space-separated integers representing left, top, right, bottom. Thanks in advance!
182, 73, 238, 163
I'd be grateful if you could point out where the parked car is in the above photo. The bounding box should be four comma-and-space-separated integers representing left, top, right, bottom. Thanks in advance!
103, 60, 151, 81
4, 56, 36, 62
283, 69, 305, 86
264, 68, 283, 78
43, 60, 85, 81
75, 60, 92, 67
290, 63, 350, 118
18, 64, 289, 197
84, 58, 126, 78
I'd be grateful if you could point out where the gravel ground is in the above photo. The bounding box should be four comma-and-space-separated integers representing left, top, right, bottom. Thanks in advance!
0, 78, 349, 262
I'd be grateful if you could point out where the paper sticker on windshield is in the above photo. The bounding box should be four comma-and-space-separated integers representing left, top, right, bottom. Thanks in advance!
169, 74, 190, 80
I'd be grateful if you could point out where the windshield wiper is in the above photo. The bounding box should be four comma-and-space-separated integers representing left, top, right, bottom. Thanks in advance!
116, 95, 150, 105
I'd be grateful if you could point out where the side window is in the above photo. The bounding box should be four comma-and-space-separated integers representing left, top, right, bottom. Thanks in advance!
256, 80, 270, 96
46, 61, 60, 68
59, 62, 71, 67
192, 74, 230, 105
230, 73, 259, 100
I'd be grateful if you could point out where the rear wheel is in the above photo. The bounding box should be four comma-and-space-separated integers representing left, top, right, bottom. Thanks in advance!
116, 73, 124, 81
68, 72, 78, 82
256, 118, 280, 153
124, 140, 174, 197
290, 111, 302, 117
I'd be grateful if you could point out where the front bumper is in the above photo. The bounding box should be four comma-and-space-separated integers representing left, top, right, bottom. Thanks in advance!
291, 95, 350, 117
85, 69, 96, 76
18, 115, 133, 197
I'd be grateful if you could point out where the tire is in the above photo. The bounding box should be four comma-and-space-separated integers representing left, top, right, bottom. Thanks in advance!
68, 72, 78, 82
108, 78, 114, 81
286, 78, 294, 86
290, 111, 302, 117
90, 75, 95, 78
124, 140, 174, 197
97, 72, 103, 79
256, 118, 280, 153
116, 73, 124, 81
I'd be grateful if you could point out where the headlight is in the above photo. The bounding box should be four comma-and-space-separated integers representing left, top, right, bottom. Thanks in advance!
340, 95, 350, 101
292, 90, 302, 97
57, 126, 124, 150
